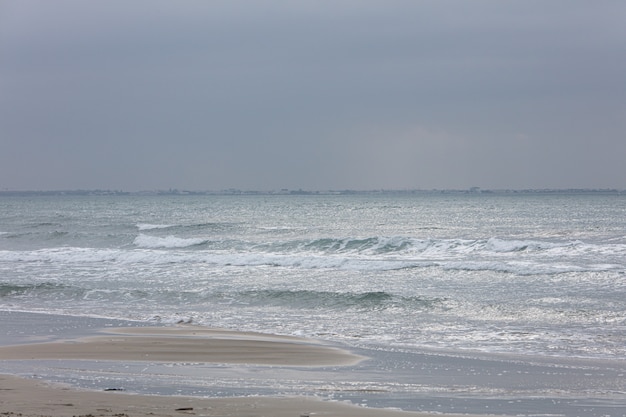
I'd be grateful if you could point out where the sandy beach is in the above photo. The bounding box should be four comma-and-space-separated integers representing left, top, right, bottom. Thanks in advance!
3, 312, 625, 416
1, 373, 454, 417
0, 325, 365, 366
0, 323, 479, 417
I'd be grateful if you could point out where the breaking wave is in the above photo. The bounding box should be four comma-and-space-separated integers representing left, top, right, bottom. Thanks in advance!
233, 289, 446, 311
133, 234, 209, 249
2, 236, 624, 275
136, 223, 174, 231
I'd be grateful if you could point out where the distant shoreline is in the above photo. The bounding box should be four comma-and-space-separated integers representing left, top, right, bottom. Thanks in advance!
0, 187, 623, 197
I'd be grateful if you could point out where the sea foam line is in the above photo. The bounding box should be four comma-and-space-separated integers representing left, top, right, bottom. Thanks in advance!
133, 234, 208, 248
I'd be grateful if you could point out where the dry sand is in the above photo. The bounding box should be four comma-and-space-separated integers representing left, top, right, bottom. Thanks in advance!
0, 326, 365, 366
0, 326, 486, 417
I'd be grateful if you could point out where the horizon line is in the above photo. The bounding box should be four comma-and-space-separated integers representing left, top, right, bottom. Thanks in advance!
1, 187, 624, 196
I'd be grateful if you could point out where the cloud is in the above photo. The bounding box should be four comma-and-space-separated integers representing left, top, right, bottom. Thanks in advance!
1, 0, 625, 190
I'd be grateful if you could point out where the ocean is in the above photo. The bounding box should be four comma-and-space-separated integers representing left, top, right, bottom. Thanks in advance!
2, 191, 626, 415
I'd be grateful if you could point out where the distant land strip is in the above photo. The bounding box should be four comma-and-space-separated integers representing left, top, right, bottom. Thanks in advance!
0, 188, 623, 196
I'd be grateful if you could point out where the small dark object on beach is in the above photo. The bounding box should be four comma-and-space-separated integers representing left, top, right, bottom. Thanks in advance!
104, 388, 125, 391
175, 407, 194, 411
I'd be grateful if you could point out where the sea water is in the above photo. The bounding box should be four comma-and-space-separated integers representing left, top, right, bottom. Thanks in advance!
2, 192, 626, 415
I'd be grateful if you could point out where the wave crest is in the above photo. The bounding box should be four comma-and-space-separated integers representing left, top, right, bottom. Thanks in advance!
133, 234, 208, 249
235, 289, 444, 311
136, 223, 174, 231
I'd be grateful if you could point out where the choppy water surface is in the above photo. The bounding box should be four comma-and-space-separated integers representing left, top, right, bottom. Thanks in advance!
1, 192, 625, 359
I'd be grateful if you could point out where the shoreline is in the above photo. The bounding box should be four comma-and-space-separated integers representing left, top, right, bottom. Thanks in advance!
3, 310, 626, 416
0, 374, 461, 417
0, 311, 467, 417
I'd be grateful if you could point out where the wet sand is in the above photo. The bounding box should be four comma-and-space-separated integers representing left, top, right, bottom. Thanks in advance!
0, 323, 479, 417
7, 311, 626, 416
0, 373, 455, 417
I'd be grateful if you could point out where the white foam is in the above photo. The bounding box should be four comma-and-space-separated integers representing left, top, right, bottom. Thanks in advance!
1, 237, 624, 276
133, 234, 207, 249
136, 223, 174, 230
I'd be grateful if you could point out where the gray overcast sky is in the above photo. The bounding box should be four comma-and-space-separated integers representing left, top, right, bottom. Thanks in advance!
1, 1, 625, 191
